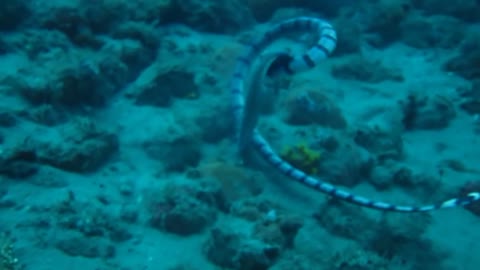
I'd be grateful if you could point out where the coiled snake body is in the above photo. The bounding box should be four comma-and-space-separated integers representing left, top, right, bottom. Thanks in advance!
231, 17, 480, 212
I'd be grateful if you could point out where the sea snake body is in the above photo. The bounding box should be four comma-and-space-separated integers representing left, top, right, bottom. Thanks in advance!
230, 16, 480, 212
238, 53, 284, 152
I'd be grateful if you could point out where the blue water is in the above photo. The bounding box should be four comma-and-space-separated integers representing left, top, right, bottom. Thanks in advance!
0, 0, 479, 269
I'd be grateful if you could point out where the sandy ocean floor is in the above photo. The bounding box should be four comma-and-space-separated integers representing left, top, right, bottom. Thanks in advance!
1, 0, 480, 270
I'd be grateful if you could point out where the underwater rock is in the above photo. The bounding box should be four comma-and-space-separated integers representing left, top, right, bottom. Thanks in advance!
284, 90, 347, 129
364, 0, 411, 47
132, 69, 199, 107
85, 0, 253, 34
458, 80, 480, 115
53, 63, 115, 108
5, 29, 72, 60
369, 165, 394, 190
56, 236, 115, 258
443, 48, 480, 81
353, 125, 404, 161
252, 214, 303, 249
165, 0, 255, 33
149, 183, 218, 236
331, 56, 404, 83
313, 200, 377, 243
192, 179, 228, 212
105, 39, 156, 82
318, 144, 374, 187
460, 100, 480, 115
332, 17, 363, 55
111, 21, 160, 50
401, 15, 465, 49
96, 54, 130, 89
246, 0, 298, 22
269, 253, 315, 270
247, 0, 351, 22
33, 119, 119, 173
0, 0, 30, 31
41, 133, 118, 173
400, 93, 456, 130
27, 169, 68, 188
456, 79, 480, 99
230, 199, 279, 222
0, 38, 11, 55
195, 106, 233, 143
108, 24, 156, 68
460, 30, 480, 56
0, 145, 39, 179
366, 213, 444, 269
329, 247, 389, 270
367, 213, 431, 258
22, 104, 67, 126
83, 0, 135, 33
82, 1, 174, 33
392, 168, 445, 201
443, 29, 480, 81
37, 6, 90, 45
5, 58, 121, 110
119, 204, 139, 224
0, 161, 38, 179
143, 136, 202, 173
0, 111, 17, 127
197, 162, 264, 204
412, 0, 480, 22
157, 196, 216, 235
204, 226, 280, 270
381, 212, 431, 242
55, 195, 132, 242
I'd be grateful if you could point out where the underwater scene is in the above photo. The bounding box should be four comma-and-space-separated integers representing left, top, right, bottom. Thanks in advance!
1, 0, 480, 269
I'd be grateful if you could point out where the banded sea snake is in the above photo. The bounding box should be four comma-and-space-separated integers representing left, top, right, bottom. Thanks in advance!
230, 16, 480, 212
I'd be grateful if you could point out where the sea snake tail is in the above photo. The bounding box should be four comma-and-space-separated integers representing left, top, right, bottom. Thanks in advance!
252, 130, 480, 212
231, 16, 480, 212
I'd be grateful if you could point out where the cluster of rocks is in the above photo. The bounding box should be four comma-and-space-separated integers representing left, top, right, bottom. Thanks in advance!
313, 200, 440, 269
0, 118, 118, 180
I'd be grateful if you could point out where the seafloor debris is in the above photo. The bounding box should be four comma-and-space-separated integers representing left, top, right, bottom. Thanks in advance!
0, 232, 18, 270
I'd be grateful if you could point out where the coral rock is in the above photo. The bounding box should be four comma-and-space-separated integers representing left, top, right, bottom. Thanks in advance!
204, 227, 279, 270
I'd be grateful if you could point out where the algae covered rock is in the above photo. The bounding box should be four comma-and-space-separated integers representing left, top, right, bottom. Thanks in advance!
0, 0, 30, 31
204, 226, 280, 270
412, 0, 480, 22
41, 132, 119, 173
284, 90, 347, 129
132, 69, 199, 107
24, 118, 120, 173
401, 15, 465, 49
443, 50, 480, 81
332, 56, 404, 83
148, 182, 220, 235
166, 0, 255, 33
400, 93, 456, 130
143, 136, 203, 173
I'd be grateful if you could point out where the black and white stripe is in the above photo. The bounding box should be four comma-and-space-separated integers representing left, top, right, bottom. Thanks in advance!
252, 131, 480, 212
232, 17, 337, 145
231, 17, 480, 212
